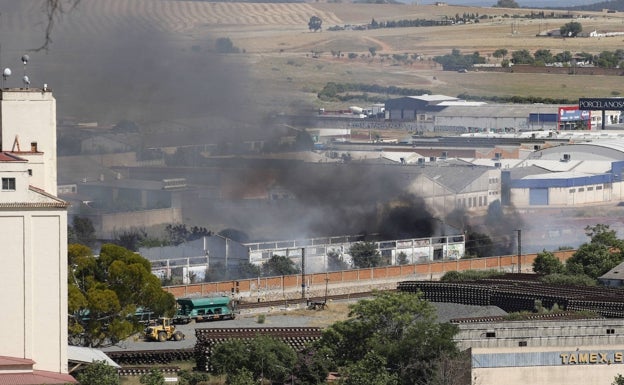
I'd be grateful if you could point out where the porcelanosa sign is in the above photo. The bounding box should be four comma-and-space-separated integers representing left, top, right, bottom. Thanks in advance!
579, 98, 624, 110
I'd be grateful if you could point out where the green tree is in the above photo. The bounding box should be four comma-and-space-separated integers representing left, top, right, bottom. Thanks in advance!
177, 370, 211, 385
308, 16, 322, 32
532, 250, 564, 275
140, 369, 165, 385
216, 37, 240, 53
349, 242, 382, 268
494, 0, 519, 7
69, 216, 96, 248
227, 368, 256, 385
533, 49, 554, 64
554, 50, 572, 63
613, 374, 624, 385
317, 291, 459, 385
328, 250, 350, 271
294, 345, 334, 385
262, 255, 300, 276
164, 224, 211, 246
565, 224, 624, 279
341, 351, 398, 385
595, 50, 621, 68
492, 48, 508, 59
238, 261, 262, 279
511, 49, 534, 65
68, 243, 176, 347
368, 47, 377, 57
211, 336, 297, 383
560, 21, 582, 37
76, 361, 120, 385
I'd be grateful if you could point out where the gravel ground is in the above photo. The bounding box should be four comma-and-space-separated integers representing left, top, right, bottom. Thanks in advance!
102, 299, 507, 353
103, 301, 352, 353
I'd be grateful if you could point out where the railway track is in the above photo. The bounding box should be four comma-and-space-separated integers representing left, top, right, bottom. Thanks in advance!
236, 290, 381, 310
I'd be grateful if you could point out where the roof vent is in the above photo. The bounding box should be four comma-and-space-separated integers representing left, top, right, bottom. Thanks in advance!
441, 151, 448, 159
562, 153, 571, 161
494, 162, 502, 168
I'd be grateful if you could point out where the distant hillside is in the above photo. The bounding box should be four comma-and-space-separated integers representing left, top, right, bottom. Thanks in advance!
563, 0, 624, 11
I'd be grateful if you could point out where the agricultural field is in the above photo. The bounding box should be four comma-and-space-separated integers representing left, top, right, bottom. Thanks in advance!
5, 0, 624, 122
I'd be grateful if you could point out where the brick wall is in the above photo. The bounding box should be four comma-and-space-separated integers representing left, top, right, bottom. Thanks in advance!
164, 250, 575, 301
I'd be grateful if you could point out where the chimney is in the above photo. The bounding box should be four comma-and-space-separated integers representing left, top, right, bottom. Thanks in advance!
30, 142, 37, 152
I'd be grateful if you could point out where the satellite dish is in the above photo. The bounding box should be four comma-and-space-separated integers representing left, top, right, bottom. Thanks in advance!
22, 75, 30, 87
21, 54, 29, 65
3, 68, 11, 78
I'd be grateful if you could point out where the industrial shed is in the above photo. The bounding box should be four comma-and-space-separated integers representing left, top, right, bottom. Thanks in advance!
502, 140, 624, 207
433, 104, 560, 133
385, 95, 565, 133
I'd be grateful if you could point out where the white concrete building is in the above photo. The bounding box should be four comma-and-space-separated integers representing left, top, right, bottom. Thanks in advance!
0, 88, 74, 384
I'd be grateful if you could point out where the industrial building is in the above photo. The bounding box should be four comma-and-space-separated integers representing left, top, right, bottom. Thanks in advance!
454, 318, 624, 385
0, 88, 74, 383
384, 94, 621, 133
140, 231, 465, 284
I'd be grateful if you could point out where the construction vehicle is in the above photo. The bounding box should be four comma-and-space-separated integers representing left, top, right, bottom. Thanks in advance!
144, 317, 184, 342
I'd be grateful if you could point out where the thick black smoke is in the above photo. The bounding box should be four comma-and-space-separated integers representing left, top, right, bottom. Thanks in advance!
2, 1, 439, 242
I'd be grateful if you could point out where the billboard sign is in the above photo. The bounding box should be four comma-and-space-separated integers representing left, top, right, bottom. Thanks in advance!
579, 98, 624, 110
558, 106, 590, 121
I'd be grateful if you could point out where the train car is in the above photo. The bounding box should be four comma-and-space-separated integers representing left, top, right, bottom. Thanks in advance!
173, 296, 236, 324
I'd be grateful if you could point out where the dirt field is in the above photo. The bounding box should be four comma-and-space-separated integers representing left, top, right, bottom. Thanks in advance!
7, 0, 624, 121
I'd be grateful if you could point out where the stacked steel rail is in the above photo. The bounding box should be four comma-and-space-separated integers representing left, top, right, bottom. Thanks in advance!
106, 348, 194, 366
194, 327, 322, 372
117, 366, 180, 376
398, 274, 624, 318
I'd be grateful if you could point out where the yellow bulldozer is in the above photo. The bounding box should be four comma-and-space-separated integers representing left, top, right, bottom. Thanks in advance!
144, 317, 184, 342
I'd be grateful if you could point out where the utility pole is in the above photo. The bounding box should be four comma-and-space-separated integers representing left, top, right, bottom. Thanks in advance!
301, 247, 306, 300
516, 229, 522, 273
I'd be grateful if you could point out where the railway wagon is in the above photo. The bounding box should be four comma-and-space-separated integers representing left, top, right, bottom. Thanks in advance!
173, 296, 236, 324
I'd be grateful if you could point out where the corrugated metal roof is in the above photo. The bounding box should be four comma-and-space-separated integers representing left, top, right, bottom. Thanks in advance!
435, 104, 559, 118
420, 162, 490, 193
67, 346, 119, 368
599, 261, 624, 280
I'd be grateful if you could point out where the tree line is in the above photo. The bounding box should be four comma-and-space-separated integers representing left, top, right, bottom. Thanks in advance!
317, 82, 431, 102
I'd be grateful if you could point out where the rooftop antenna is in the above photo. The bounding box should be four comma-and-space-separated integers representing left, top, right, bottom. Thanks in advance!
21, 54, 29, 89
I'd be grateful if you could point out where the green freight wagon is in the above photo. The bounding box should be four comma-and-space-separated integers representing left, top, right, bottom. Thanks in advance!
172, 296, 236, 324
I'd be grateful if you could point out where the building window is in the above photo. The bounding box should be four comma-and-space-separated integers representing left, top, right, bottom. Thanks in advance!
587, 186, 594, 191
597, 185, 603, 190
607, 328, 615, 334
485, 331, 496, 338
578, 187, 585, 192
518, 341, 528, 347
1, 177, 15, 191
569, 189, 575, 193
28, 169, 32, 176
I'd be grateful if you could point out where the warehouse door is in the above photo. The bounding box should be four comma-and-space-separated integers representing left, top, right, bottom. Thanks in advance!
529, 188, 548, 205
